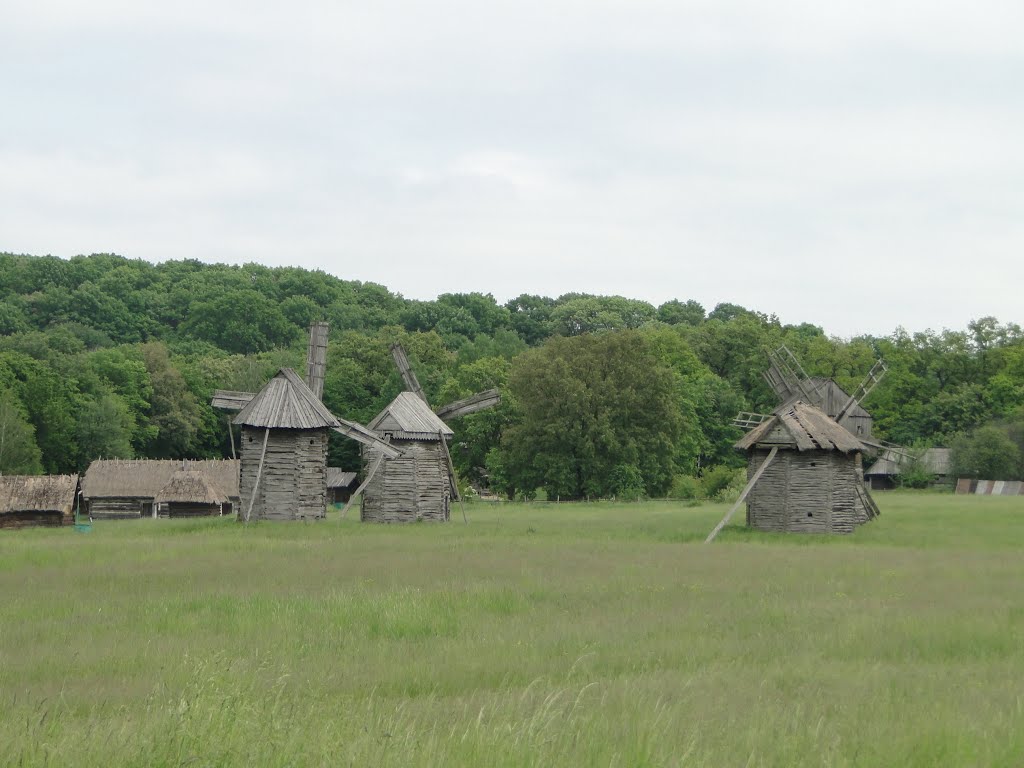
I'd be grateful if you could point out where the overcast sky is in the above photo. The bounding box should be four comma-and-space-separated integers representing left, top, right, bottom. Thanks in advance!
3, 1, 1023, 338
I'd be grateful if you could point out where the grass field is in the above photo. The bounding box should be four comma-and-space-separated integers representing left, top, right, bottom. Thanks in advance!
2, 493, 1024, 767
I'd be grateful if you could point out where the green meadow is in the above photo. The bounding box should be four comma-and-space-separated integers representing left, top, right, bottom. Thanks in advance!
2, 494, 1023, 767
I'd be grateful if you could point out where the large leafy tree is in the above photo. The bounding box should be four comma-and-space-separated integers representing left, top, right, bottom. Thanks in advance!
0, 389, 44, 474
496, 331, 682, 499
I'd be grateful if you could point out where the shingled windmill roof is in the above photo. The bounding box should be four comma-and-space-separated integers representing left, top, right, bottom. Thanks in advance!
736, 401, 866, 454
368, 392, 454, 441
234, 368, 341, 429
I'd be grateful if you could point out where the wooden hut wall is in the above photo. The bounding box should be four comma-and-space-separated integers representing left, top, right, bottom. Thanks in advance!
0, 510, 64, 529
361, 440, 450, 523
158, 502, 222, 518
239, 427, 328, 521
746, 449, 869, 534
89, 498, 149, 519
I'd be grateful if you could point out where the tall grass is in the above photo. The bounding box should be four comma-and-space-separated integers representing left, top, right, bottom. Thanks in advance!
2, 494, 1023, 766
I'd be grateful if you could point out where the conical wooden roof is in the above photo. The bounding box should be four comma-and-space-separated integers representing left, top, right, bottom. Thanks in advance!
736, 401, 866, 453
234, 368, 341, 429
368, 391, 453, 440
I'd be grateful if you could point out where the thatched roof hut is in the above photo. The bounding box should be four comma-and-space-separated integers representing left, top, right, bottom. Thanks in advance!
0, 474, 79, 529
361, 392, 455, 523
82, 459, 239, 519
735, 401, 878, 534
234, 368, 339, 522
155, 469, 228, 518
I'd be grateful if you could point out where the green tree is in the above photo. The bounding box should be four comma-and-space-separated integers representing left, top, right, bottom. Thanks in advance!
497, 331, 682, 499
77, 392, 135, 462
140, 342, 203, 458
0, 389, 44, 474
950, 425, 1022, 481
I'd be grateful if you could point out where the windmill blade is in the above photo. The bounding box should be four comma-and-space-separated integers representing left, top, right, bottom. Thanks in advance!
705, 446, 778, 543
765, 345, 826, 405
211, 390, 256, 411
332, 420, 403, 459
305, 321, 329, 401
435, 389, 501, 421
389, 343, 429, 404
732, 411, 772, 431
835, 358, 887, 423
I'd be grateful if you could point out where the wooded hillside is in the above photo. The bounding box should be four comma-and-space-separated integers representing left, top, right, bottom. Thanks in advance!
2, 252, 1023, 494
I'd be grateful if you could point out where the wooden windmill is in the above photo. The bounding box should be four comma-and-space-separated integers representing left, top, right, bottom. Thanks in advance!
708, 346, 888, 540
210, 323, 400, 522
358, 343, 500, 523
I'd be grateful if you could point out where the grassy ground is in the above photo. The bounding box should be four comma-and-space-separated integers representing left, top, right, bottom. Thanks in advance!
2, 493, 1023, 767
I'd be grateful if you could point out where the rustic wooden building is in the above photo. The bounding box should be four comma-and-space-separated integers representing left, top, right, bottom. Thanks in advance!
734, 401, 879, 534
234, 368, 341, 522
361, 392, 456, 523
0, 474, 78, 529
864, 447, 951, 490
82, 459, 239, 519
326, 468, 358, 505
155, 469, 228, 517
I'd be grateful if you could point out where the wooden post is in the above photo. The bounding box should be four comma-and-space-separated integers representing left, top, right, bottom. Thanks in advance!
244, 428, 270, 524
705, 446, 778, 544
227, 417, 236, 460
438, 430, 467, 523
341, 452, 385, 520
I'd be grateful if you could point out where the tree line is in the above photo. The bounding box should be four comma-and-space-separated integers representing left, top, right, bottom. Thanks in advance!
1, 252, 1023, 493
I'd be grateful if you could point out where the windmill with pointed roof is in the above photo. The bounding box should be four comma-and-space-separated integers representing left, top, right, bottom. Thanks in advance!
707, 400, 881, 541
358, 343, 500, 523
211, 323, 400, 522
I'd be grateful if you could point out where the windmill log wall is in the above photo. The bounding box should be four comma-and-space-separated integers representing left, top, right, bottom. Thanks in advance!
745, 449, 869, 534
361, 440, 450, 523
239, 427, 328, 521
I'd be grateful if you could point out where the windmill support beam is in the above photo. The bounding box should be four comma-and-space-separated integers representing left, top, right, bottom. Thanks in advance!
435, 389, 501, 421
705, 446, 779, 544
438, 430, 467, 523
341, 452, 385, 519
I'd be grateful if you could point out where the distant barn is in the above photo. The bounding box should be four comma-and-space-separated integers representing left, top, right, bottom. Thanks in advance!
326, 468, 358, 505
735, 401, 879, 534
865, 447, 951, 490
82, 459, 239, 519
0, 475, 79, 530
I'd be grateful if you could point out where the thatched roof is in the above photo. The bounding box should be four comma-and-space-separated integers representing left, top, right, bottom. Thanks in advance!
82, 459, 240, 499
326, 468, 357, 489
155, 469, 227, 504
0, 475, 78, 515
736, 401, 866, 453
234, 368, 340, 430
369, 392, 454, 441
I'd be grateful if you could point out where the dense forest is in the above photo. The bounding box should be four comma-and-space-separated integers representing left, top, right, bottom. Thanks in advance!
1, 252, 1023, 496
